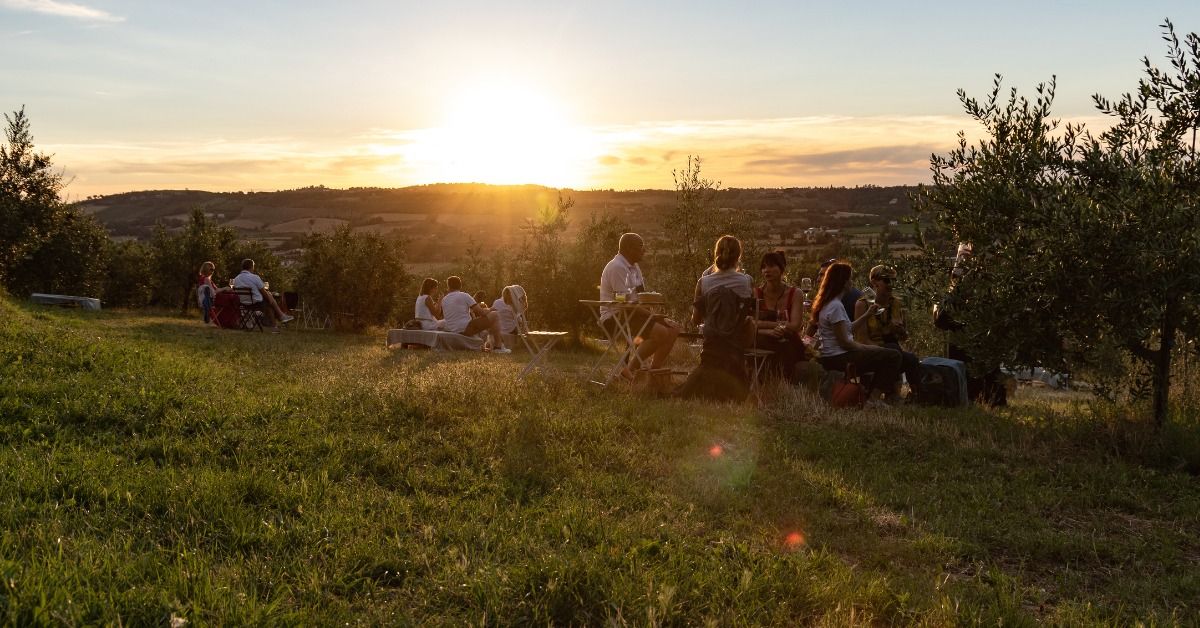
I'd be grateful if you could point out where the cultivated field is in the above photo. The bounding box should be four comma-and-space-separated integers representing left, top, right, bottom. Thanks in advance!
1, 297, 1197, 625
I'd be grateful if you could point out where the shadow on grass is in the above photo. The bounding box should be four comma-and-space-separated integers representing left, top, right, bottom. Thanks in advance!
706, 389, 1200, 623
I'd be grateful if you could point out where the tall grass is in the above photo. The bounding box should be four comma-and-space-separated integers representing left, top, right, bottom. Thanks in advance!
1, 297, 1197, 624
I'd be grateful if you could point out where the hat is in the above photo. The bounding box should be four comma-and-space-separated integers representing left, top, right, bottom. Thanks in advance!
869, 264, 897, 280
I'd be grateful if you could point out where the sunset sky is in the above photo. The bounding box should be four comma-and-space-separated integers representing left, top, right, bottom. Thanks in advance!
3, 0, 1200, 198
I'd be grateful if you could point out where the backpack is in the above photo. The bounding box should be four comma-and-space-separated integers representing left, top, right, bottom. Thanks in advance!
830, 362, 868, 408
699, 285, 750, 354
915, 357, 969, 407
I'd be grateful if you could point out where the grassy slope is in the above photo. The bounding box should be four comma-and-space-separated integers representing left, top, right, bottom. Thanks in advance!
0, 297, 1197, 626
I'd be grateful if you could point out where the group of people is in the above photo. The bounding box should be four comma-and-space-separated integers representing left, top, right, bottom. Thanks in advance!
413, 276, 524, 354
599, 231, 923, 405
197, 259, 294, 332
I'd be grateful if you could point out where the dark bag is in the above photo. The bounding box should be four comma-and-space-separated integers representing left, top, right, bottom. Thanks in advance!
914, 357, 969, 407
830, 364, 867, 408
932, 289, 964, 331
697, 285, 750, 353
403, 319, 424, 330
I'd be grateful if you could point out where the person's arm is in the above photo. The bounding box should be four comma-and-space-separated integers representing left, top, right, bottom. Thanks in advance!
833, 319, 868, 352
690, 280, 704, 327
469, 302, 486, 318
850, 301, 881, 331
784, 288, 805, 334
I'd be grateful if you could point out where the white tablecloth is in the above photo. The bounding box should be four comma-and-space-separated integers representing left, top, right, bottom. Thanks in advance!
386, 328, 484, 351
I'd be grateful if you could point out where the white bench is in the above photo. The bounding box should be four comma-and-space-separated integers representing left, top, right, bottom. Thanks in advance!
30, 293, 101, 311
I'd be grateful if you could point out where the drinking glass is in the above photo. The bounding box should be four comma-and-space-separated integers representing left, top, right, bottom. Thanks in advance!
263, 281, 270, 291
800, 277, 813, 294
861, 287, 877, 304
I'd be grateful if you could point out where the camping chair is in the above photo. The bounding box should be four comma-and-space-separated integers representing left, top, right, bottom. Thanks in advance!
506, 285, 569, 380
232, 287, 264, 332
745, 297, 774, 405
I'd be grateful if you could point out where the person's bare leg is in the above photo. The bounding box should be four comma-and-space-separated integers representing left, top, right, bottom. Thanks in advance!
260, 303, 278, 327
487, 311, 505, 349
649, 322, 678, 369
262, 291, 285, 319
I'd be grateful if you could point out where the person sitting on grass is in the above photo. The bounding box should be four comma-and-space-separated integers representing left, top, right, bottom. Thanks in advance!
811, 261, 902, 405
232, 258, 293, 333
491, 286, 523, 336
414, 277, 445, 330
470, 290, 491, 318
441, 275, 510, 353
854, 264, 922, 400
676, 235, 755, 402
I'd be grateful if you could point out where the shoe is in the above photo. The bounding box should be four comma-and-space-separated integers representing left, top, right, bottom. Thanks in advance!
279, 314, 295, 324
492, 346, 512, 354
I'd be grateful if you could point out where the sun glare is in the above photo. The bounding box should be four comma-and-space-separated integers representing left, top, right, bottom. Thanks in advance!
402, 81, 597, 188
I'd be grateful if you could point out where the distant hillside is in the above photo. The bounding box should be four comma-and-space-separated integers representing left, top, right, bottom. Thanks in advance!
76, 183, 918, 262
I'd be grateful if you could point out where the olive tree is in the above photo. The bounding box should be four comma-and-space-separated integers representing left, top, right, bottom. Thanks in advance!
914, 20, 1200, 426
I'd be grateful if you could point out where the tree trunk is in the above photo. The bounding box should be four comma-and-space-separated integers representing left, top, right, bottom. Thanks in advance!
1152, 299, 1179, 428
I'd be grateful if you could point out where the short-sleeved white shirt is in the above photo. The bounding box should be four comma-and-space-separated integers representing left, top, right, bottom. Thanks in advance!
492, 299, 517, 334
817, 299, 851, 358
599, 253, 644, 320
441, 290, 477, 334
232, 270, 265, 304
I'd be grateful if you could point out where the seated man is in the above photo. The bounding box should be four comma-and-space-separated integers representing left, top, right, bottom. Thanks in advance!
599, 232, 680, 376
853, 264, 921, 400
441, 276, 510, 353
232, 258, 293, 332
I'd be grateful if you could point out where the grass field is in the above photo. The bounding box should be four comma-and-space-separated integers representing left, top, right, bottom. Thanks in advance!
1, 296, 1198, 625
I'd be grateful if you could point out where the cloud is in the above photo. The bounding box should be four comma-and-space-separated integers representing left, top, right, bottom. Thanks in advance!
742, 145, 939, 174
46, 113, 1116, 197
0, 0, 124, 22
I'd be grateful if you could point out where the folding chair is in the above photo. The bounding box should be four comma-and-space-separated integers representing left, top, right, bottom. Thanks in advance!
744, 297, 774, 405
505, 285, 569, 380
233, 288, 264, 332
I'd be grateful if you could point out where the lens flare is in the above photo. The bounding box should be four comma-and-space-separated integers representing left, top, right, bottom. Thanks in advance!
708, 444, 723, 458
784, 531, 806, 549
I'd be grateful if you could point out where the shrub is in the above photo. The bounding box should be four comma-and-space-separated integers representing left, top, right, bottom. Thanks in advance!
296, 225, 409, 330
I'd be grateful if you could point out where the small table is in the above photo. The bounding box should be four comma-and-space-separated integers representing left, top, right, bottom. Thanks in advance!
579, 300, 665, 387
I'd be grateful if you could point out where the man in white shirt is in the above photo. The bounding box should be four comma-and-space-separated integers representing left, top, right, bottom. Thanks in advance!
598, 233, 680, 374
231, 258, 293, 332
440, 275, 510, 353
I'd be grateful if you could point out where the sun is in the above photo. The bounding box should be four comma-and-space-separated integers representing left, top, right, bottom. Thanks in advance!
402, 81, 598, 188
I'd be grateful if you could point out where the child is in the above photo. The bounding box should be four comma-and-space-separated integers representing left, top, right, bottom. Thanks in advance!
197, 261, 218, 324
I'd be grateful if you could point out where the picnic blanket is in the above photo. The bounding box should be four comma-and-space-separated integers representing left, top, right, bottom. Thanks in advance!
386, 328, 485, 351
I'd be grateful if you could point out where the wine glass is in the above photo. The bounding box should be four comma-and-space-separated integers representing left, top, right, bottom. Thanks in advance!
800, 277, 813, 296
861, 287, 877, 304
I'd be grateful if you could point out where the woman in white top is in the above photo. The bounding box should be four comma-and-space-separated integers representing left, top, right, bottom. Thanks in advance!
414, 277, 445, 331
810, 261, 902, 402
491, 286, 522, 335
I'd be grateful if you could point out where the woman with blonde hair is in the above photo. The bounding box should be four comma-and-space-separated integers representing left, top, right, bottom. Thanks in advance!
676, 235, 754, 401
197, 261, 219, 324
